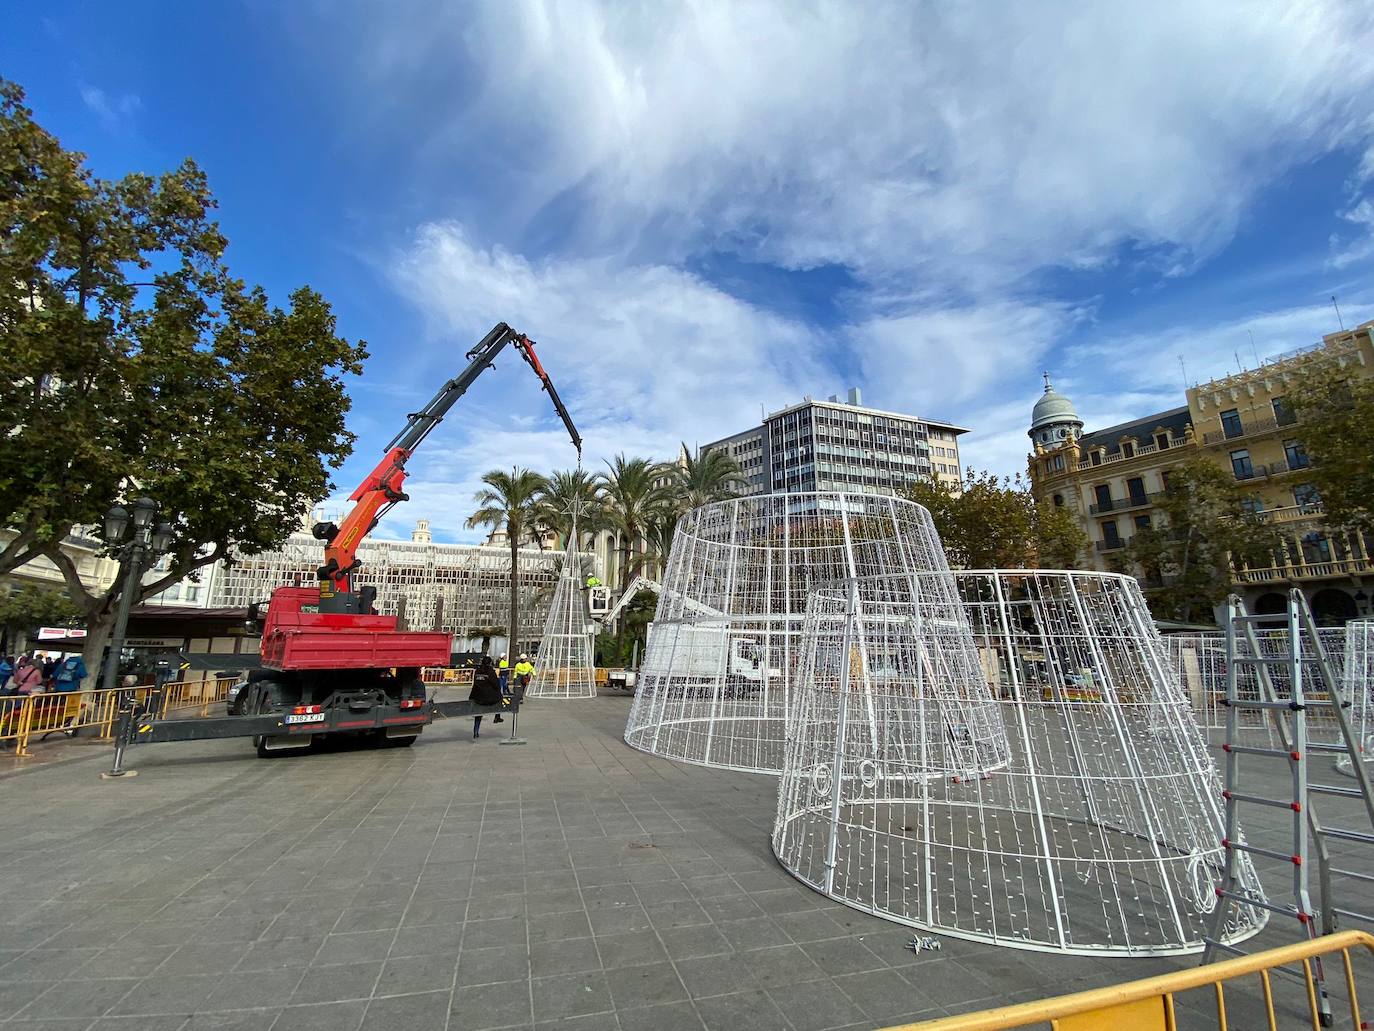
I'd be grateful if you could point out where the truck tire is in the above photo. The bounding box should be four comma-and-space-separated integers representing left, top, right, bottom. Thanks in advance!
250, 680, 310, 759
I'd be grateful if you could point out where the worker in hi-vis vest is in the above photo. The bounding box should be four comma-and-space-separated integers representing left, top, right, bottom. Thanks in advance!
585, 573, 602, 589
513, 654, 536, 702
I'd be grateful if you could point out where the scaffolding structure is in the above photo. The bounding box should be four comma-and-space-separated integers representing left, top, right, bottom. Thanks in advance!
528, 528, 597, 699
773, 569, 1266, 956
624, 492, 963, 774
1343, 619, 1374, 770
211, 532, 563, 653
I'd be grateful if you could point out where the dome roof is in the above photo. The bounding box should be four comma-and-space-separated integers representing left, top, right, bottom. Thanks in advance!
1030, 375, 1082, 434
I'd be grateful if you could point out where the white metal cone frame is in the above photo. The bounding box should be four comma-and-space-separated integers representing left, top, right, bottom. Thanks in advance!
1341, 619, 1374, 773
528, 530, 597, 700
624, 492, 971, 774
772, 569, 1267, 956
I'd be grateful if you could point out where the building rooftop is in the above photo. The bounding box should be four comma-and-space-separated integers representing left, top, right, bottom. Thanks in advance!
764, 395, 970, 435
1078, 406, 1191, 456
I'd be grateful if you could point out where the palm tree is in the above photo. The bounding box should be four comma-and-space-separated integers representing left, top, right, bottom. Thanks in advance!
676, 443, 745, 510
466, 467, 549, 655
597, 454, 677, 591
643, 512, 679, 580
535, 468, 604, 551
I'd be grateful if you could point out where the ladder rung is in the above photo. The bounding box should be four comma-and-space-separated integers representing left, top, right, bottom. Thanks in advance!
1223, 743, 1296, 758
1225, 699, 1299, 711
1224, 790, 1299, 810
1318, 826, 1374, 845
1216, 889, 1308, 920
1310, 783, 1367, 799
1224, 839, 1297, 864
1309, 742, 1354, 753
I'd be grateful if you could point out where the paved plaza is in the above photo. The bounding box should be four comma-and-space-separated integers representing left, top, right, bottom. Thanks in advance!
0, 692, 1369, 1030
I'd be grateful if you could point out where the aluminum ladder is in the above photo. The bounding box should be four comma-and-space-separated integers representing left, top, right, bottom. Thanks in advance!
1203, 590, 1374, 1024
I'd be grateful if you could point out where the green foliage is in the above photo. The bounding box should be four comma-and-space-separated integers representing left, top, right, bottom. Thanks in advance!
0, 78, 366, 655
903, 471, 1087, 569
1286, 354, 1374, 534
1124, 458, 1282, 622
466, 467, 549, 648
596, 454, 678, 588
0, 584, 81, 638
675, 444, 744, 509
534, 468, 604, 549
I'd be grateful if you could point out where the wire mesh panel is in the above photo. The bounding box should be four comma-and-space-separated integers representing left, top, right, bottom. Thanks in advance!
774, 569, 1267, 956
529, 532, 597, 700
624, 492, 974, 774
1166, 628, 1350, 745
1343, 620, 1374, 767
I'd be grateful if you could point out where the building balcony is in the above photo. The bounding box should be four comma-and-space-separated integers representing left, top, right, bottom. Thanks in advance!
1202, 410, 1298, 445
1233, 556, 1373, 585
1095, 537, 1132, 553
1233, 456, 1312, 482
1253, 503, 1326, 526
1075, 439, 1182, 472
1088, 492, 1163, 516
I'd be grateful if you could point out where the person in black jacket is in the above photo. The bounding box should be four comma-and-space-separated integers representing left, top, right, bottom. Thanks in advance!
469, 655, 502, 739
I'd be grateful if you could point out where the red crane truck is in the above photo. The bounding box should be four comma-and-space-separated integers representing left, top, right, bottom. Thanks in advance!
107, 323, 581, 767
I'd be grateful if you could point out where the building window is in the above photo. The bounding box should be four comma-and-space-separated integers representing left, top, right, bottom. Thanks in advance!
1220, 409, 1243, 439
1155, 433, 1169, 450
1101, 519, 1122, 548
1273, 396, 1296, 426
1134, 514, 1151, 531
1126, 477, 1147, 506
1230, 449, 1254, 479
1049, 455, 1065, 473
1283, 439, 1309, 471
1090, 451, 1102, 466
1052, 493, 1064, 507
1293, 483, 1322, 510
1121, 440, 1135, 459
1240, 497, 1265, 516
1301, 533, 1331, 566
1093, 484, 1112, 512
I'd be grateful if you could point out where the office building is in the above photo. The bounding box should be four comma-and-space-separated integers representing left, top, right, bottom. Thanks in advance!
702, 387, 968, 499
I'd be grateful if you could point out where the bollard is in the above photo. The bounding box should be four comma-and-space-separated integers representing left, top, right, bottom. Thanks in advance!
100, 703, 139, 779
499, 685, 528, 746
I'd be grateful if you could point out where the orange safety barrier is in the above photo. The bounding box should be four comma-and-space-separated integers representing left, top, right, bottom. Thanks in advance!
1, 676, 237, 758
885, 930, 1374, 1031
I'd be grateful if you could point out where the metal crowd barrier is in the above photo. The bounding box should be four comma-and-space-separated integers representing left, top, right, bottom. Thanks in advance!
1, 676, 237, 758
886, 930, 1374, 1031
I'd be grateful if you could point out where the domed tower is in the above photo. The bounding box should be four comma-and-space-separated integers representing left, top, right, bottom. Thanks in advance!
411, 519, 432, 544
1029, 373, 1083, 449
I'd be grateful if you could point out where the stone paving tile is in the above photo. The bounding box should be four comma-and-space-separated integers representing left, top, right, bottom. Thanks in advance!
0, 701, 1340, 1031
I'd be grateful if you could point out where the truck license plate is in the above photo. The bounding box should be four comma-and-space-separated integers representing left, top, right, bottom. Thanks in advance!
285, 713, 326, 724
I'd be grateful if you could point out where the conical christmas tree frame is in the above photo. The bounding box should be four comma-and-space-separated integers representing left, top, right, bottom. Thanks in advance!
529, 522, 597, 700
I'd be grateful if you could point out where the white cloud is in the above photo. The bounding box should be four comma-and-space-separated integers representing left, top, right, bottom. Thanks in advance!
362, 222, 837, 541
330, 1, 1374, 292
79, 84, 140, 130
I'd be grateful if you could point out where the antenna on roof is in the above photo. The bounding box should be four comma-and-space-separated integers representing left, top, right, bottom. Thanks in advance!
1248, 330, 1260, 367
1333, 295, 1345, 331
1178, 355, 1188, 392
1234, 351, 1243, 374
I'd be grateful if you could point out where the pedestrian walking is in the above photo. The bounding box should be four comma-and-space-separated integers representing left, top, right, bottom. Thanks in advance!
40, 654, 56, 684
12, 655, 44, 695
469, 655, 502, 739
496, 653, 510, 720
0, 655, 12, 691
50, 654, 87, 692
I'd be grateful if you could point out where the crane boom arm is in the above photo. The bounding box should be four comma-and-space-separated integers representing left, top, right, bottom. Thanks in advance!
314, 322, 581, 613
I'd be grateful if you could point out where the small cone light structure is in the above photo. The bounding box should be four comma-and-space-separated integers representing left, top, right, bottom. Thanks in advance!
528, 517, 597, 700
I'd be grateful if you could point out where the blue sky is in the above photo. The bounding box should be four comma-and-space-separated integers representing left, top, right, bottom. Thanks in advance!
7, 2, 1374, 543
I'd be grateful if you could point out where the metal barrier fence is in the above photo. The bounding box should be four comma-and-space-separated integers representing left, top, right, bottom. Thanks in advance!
886, 929, 1374, 1031
0, 677, 236, 758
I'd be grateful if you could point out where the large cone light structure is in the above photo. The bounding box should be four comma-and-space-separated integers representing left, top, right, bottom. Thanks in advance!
528, 526, 597, 700
773, 569, 1266, 956
624, 492, 1006, 774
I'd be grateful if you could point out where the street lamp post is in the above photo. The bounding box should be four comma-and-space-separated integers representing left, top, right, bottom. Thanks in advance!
98, 497, 174, 695
99, 497, 175, 779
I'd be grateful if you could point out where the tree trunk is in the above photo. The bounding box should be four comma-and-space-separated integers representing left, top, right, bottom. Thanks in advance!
508, 533, 519, 657
80, 609, 116, 692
